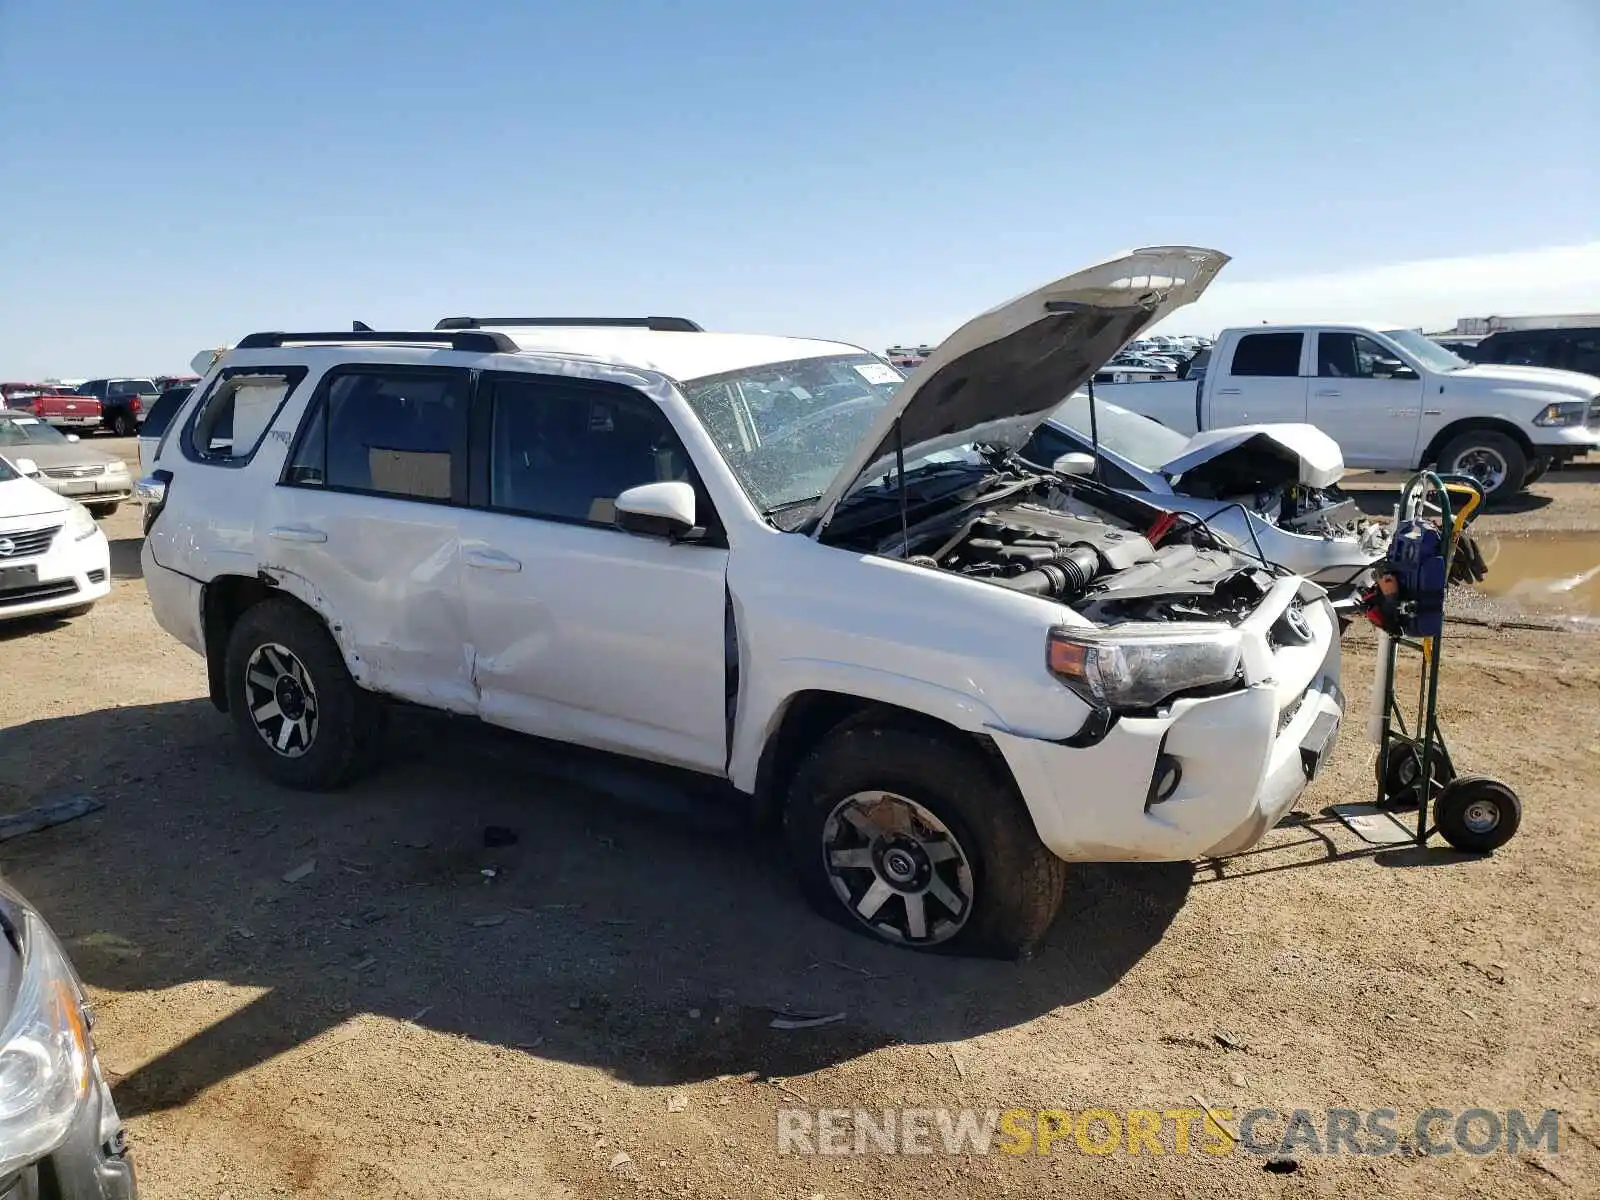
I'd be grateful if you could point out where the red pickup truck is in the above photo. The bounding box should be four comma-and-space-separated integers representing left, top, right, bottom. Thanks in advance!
0, 382, 103, 431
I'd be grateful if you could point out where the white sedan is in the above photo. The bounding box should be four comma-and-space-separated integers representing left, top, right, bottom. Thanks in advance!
0, 453, 111, 622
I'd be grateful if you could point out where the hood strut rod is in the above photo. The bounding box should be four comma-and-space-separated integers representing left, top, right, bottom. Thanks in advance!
1086, 377, 1103, 484
894, 416, 910, 558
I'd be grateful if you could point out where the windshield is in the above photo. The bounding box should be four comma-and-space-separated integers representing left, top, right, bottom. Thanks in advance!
1049, 394, 1189, 467
1382, 328, 1468, 373
0, 416, 69, 446
679, 353, 904, 513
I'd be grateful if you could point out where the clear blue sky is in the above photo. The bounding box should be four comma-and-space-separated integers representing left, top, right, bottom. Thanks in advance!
1, 0, 1596, 376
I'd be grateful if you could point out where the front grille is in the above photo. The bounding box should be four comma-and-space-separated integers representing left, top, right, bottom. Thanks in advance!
0, 580, 77, 608
0, 525, 61, 559
42, 463, 106, 479
1588, 396, 1600, 430
87, 568, 107, 584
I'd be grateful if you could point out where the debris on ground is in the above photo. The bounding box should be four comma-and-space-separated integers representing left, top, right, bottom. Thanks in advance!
469, 913, 508, 927
1213, 1030, 1250, 1051
73, 931, 140, 958
281, 858, 316, 884
666, 1093, 689, 1113
770, 1012, 845, 1030
0, 795, 103, 843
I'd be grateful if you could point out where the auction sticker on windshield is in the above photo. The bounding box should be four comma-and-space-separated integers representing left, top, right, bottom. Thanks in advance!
854, 362, 903, 385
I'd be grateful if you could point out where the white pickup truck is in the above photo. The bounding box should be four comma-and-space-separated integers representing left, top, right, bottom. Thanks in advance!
1105, 323, 1600, 501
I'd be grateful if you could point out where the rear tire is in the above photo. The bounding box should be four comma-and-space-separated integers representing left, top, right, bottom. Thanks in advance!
1437, 430, 1527, 505
88, 502, 119, 518
782, 720, 1066, 958
224, 597, 387, 790
109, 412, 135, 437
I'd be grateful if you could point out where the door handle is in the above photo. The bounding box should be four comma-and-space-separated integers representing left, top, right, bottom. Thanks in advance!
464, 548, 522, 573
269, 525, 327, 544
1218, 387, 1242, 395
1314, 389, 1342, 397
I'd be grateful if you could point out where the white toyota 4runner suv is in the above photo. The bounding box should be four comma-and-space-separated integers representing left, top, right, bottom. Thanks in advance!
139, 247, 1344, 956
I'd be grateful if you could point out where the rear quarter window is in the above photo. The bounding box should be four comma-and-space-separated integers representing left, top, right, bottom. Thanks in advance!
182, 368, 308, 465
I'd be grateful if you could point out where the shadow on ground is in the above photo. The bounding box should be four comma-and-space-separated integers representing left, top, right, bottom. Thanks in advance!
0, 700, 1192, 1119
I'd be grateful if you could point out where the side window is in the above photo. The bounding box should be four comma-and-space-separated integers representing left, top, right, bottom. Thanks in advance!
1318, 333, 1410, 379
284, 366, 469, 501
486, 374, 696, 526
185, 367, 308, 463
142, 388, 191, 441
1493, 336, 1545, 366
1228, 332, 1303, 377
1566, 335, 1600, 376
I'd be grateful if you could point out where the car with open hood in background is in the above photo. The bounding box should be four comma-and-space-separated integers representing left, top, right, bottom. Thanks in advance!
138, 246, 1344, 957
1018, 392, 1388, 618
0, 876, 137, 1197
0, 412, 133, 518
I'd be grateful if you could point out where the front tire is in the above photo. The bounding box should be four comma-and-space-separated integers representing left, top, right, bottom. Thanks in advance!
1438, 430, 1526, 505
224, 597, 387, 790
88, 502, 119, 518
1434, 775, 1521, 853
782, 721, 1066, 958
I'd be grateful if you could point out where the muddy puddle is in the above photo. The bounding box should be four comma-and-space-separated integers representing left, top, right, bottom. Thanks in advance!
1473, 532, 1600, 620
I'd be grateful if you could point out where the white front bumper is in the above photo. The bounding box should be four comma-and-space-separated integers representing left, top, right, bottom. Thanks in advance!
0, 522, 111, 621
996, 586, 1344, 863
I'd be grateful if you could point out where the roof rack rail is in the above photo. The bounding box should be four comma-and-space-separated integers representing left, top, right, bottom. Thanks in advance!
235, 329, 518, 353
433, 316, 704, 333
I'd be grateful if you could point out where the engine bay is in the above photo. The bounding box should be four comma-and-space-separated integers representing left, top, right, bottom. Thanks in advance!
831, 463, 1285, 626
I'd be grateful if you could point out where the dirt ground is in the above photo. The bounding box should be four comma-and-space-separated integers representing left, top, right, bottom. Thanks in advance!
2, 441, 1598, 1199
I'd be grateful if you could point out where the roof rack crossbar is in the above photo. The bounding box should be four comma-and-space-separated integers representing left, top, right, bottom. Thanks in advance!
235, 330, 518, 353
433, 316, 704, 333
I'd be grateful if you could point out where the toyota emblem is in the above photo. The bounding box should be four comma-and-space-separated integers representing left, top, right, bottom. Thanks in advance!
0, 539, 14, 557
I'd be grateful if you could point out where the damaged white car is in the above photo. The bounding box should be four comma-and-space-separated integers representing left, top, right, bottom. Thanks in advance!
1018, 393, 1388, 617
139, 245, 1345, 957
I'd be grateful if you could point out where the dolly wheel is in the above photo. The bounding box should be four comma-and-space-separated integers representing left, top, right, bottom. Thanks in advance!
1376, 741, 1454, 809
1434, 776, 1521, 853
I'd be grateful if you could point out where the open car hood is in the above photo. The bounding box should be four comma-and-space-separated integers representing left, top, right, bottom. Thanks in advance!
1160, 424, 1345, 492
808, 246, 1229, 535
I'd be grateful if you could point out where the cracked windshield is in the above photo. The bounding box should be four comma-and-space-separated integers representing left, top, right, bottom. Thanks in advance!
682, 353, 903, 513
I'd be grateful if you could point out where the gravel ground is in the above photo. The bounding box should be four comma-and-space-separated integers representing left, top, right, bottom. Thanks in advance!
1, 441, 1597, 1199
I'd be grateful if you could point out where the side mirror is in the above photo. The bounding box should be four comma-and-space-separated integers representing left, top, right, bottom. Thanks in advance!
1388, 364, 1419, 380
13, 458, 40, 477
614, 480, 702, 540
1053, 452, 1097, 477
65, 433, 80, 443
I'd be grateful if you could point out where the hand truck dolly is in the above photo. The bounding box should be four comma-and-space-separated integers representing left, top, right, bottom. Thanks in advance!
1360, 471, 1522, 852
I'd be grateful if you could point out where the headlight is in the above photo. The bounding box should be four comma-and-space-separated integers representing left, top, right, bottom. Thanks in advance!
1532, 401, 1587, 427
0, 911, 93, 1178
1047, 624, 1244, 711
66, 503, 98, 541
